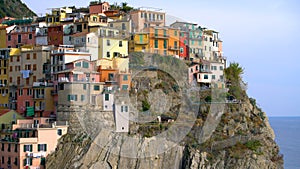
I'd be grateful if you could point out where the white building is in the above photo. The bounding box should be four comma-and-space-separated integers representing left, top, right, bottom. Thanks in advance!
114, 92, 129, 132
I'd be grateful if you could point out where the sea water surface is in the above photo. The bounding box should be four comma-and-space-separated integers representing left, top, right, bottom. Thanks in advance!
269, 117, 300, 169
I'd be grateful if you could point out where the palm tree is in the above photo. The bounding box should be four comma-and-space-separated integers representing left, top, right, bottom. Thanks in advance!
224, 62, 244, 82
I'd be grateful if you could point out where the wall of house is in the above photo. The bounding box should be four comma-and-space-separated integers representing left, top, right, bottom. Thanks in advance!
115, 103, 129, 132
0, 26, 6, 48
48, 26, 63, 46
168, 28, 180, 56
99, 37, 128, 59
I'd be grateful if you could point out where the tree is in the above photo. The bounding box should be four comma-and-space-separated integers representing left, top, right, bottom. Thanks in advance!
224, 62, 246, 100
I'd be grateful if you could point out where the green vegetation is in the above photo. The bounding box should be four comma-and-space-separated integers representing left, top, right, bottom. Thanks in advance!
224, 62, 246, 100
245, 140, 261, 151
142, 100, 150, 111
110, 2, 134, 13
0, 0, 36, 18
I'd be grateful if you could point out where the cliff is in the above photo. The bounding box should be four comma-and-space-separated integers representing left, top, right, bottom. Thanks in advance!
47, 54, 283, 169
0, 0, 36, 18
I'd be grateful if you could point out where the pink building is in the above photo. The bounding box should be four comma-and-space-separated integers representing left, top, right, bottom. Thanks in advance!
89, 2, 110, 14
0, 117, 68, 169
6, 25, 36, 48
188, 63, 200, 84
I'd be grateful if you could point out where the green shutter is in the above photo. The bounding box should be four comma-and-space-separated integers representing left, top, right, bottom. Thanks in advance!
154, 39, 159, 48
139, 35, 143, 43
38, 144, 40, 151
26, 107, 34, 116
23, 159, 26, 166
163, 30, 167, 37
30, 158, 32, 165
67, 95, 71, 101
155, 29, 158, 36
163, 40, 167, 49
30, 145, 32, 152
45, 144, 47, 151
83, 84, 86, 90
23, 145, 26, 152
81, 95, 85, 101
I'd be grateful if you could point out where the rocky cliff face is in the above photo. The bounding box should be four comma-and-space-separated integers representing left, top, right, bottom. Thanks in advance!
47, 93, 283, 169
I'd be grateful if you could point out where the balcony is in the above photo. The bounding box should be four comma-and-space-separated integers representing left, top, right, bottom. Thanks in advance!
168, 46, 179, 51
152, 34, 169, 39
33, 95, 44, 99
145, 18, 164, 23
51, 90, 58, 95
134, 40, 149, 45
58, 77, 70, 82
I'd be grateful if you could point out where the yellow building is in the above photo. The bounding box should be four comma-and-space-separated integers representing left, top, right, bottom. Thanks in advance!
46, 7, 73, 25
32, 83, 55, 117
87, 27, 128, 59
0, 48, 10, 109
129, 32, 149, 53
0, 25, 7, 48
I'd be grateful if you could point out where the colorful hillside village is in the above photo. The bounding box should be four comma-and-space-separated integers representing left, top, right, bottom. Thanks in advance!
0, 2, 226, 169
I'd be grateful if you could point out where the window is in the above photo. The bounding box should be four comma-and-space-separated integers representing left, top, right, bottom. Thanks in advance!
33, 53, 36, 59
23, 144, 32, 152
163, 40, 167, 49
107, 51, 110, 58
107, 39, 110, 46
163, 30, 167, 37
10, 66, 12, 72
180, 47, 183, 54
27, 89, 32, 96
121, 105, 128, 112
26, 54, 30, 60
82, 61, 89, 68
81, 95, 85, 101
174, 31, 177, 36
154, 29, 158, 36
7, 144, 11, 152
204, 75, 209, 79
122, 85, 128, 90
154, 40, 158, 48
8, 35, 11, 41
105, 94, 109, 101
18, 34, 21, 43
219, 66, 224, 70
83, 84, 86, 90
174, 41, 178, 48
28, 34, 32, 39
123, 75, 128, 81
122, 23, 126, 30
212, 75, 216, 80
57, 129, 62, 136
33, 64, 37, 71
19, 89, 23, 96
14, 144, 17, 152
14, 157, 18, 165
184, 40, 187, 45
75, 62, 81, 67
94, 85, 100, 91
38, 144, 47, 151
119, 41, 123, 47
67, 95, 77, 101
24, 158, 32, 166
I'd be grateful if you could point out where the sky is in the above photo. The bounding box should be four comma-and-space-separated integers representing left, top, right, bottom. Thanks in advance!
22, 0, 300, 116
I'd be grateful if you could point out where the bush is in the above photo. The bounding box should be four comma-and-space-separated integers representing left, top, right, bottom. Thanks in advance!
142, 100, 151, 111
245, 140, 261, 151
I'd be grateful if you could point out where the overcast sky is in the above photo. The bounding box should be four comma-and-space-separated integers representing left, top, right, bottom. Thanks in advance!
22, 0, 300, 116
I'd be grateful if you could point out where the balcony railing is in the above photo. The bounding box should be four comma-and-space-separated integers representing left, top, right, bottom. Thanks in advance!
134, 40, 149, 45
153, 34, 169, 39
51, 90, 58, 95
168, 46, 179, 50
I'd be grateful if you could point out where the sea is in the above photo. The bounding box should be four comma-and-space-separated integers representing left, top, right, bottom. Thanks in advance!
269, 117, 300, 169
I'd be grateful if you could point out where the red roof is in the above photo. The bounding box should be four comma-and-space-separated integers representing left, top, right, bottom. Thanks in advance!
0, 109, 11, 117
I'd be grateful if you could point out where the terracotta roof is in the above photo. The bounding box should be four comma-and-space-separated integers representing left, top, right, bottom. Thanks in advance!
71, 32, 89, 37
0, 109, 11, 117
